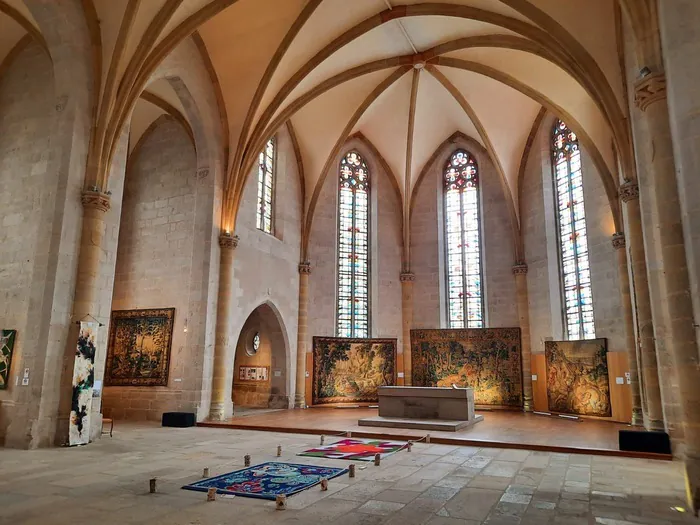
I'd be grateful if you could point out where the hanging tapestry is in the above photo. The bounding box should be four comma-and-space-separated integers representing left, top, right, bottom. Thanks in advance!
70, 322, 97, 446
299, 438, 407, 461
105, 308, 175, 386
312, 337, 396, 405
410, 328, 523, 408
545, 339, 611, 417
182, 462, 348, 500
0, 329, 17, 390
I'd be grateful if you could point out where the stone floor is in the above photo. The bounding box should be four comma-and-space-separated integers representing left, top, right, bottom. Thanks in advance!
0, 422, 695, 525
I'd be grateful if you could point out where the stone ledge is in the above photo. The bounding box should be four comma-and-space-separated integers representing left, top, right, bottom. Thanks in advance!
357, 415, 484, 432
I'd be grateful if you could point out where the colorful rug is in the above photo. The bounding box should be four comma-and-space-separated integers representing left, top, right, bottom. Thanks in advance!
298, 438, 407, 461
182, 462, 347, 500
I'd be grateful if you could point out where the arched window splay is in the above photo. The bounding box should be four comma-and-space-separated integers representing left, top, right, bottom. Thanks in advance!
552, 119, 595, 339
256, 137, 275, 234
337, 151, 370, 338
444, 149, 484, 328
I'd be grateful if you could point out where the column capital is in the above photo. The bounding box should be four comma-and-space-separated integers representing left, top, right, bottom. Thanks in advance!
298, 261, 311, 274
81, 190, 111, 212
612, 232, 626, 250
400, 272, 415, 282
619, 181, 640, 202
218, 232, 239, 249
512, 262, 528, 275
634, 72, 666, 112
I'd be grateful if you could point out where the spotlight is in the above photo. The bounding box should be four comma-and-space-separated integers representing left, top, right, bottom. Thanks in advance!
639, 66, 652, 78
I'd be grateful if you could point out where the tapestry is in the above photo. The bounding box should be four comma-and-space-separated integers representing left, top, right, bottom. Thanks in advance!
298, 438, 407, 461
545, 339, 611, 417
411, 328, 523, 408
0, 329, 17, 390
105, 308, 175, 386
182, 462, 348, 500
70, 322, 97, 446
312, 337, 397, 405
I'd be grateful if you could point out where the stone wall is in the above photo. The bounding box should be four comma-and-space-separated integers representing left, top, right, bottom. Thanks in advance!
410, 135, 519, 330
521, 113, 627, 358
102, 117, 198, 421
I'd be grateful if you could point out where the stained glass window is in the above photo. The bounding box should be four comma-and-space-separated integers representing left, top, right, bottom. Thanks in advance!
552, 119, 595, 339
444, 149, 484, 328
337, 150, 370, 338
256, 137, 275, 233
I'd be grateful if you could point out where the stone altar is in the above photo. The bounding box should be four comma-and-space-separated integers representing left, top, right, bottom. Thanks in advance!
358, 386, 484, 431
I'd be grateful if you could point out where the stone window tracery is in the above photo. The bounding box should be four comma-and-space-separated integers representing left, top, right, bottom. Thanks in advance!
552, 119, 595, 339
256, 137, 275, 234
444, 149, 484, 328
337, 150, 370, 338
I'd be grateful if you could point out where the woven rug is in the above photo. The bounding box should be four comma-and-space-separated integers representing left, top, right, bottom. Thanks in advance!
298, 438, 407, 461
182, 462, 348, 500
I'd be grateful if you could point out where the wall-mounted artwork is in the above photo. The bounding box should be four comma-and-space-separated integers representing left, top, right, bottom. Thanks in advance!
545, 339, 611, 417
312, 337, 396, 405
0, 329, 17, 390
239, 366, 269, 382
105, 308, 175, 386
70, 322, 97, 446
411, 328, 523, 408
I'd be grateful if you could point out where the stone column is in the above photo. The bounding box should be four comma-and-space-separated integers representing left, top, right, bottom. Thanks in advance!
295, 261, 311, 408
55, 191, 111, 444
400, 272, 415, 386
612, 232, 643, 426
209, 233, 238, 421
635, 72, 700, 512
620, 181, 665, 431
512, 262, 533, 412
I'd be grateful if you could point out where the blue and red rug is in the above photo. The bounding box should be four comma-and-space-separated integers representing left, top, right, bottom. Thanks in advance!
298, 438, 408, 461
182, 462, 348, 500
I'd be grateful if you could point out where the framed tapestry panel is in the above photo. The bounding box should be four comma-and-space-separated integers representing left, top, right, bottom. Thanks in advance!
545, 339, 611, 417
105, 308, 175, 386
312, 337, 397, 405
410, 328, 523, 408
0, 329, 17, 390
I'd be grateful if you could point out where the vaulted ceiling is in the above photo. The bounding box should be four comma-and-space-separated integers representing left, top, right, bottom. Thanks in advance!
0, 0, 629, 234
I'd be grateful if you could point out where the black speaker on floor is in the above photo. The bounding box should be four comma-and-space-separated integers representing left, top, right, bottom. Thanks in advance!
162, 412, 196, 428
619, 429, 671, 454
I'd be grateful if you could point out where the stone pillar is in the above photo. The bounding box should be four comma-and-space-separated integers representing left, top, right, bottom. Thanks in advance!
612, 232, 643, 426
209, 233, 238, 421
620, 181, 665, 431
295, 261, 311, 408
512, 262, 533, 412
400, 272, 415, 386
634, 72, 700, 512
55, 191, 111, 444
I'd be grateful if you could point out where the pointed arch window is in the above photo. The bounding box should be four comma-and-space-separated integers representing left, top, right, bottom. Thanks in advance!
552, 119, 595, 339
444, 149, 484, 328
337, 151, 370, 338
256, 137, 275, 234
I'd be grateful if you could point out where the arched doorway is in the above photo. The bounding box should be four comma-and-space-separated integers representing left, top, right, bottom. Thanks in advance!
232, 303, 289, 411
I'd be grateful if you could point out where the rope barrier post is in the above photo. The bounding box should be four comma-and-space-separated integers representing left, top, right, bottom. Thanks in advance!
320, 478, 328, 491
149, 478, 157, 493
407, 441, 412, 452
207, 488, 217, 502
244, 454, 251, 467
349, 464, 356, 478
320, 435, 325, 445
277, 445, 282, 457
374, 453, 381, 466
276, 495, 287, 510
426, 434, 431, 444
203, 467, 209, 478
346, 431, 352, 438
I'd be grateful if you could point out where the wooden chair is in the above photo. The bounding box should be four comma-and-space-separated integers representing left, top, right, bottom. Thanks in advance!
101, 417, 114, 437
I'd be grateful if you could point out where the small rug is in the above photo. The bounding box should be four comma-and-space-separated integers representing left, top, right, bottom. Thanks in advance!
182, 462, 347, 500
298, 438, 407, 461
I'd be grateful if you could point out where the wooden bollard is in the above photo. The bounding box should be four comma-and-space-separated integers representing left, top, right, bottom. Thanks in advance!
320, 478, 328, 491
244, 454, 251, 467
203, 467, 210, 478
276, 494, 287, 510
374, 453, 381, 466
207, 487, 216, 501
349, 464, 355, 478
320, 435, 325, 445
149, 478, 157, 493
277, 445, 282, 457
407, 441, 412, 452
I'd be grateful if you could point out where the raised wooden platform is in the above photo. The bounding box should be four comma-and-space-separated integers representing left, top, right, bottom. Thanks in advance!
198, 407, 672, 460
